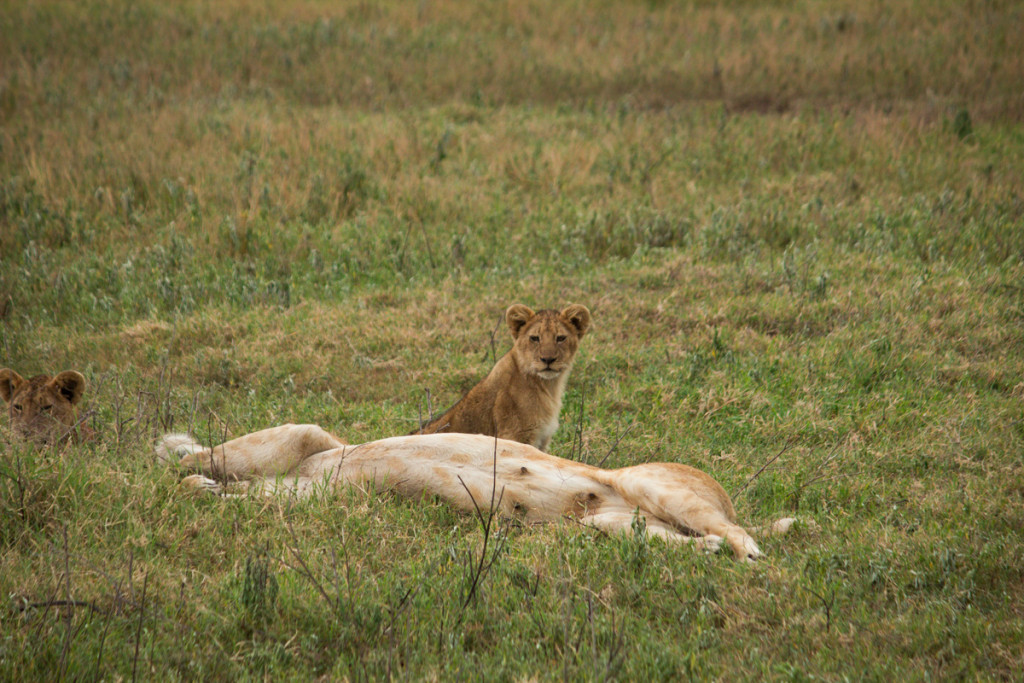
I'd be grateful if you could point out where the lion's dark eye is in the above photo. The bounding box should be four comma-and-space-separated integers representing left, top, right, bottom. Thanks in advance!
41, 405, 53, 413
12, 404, 22, 413
556, 335, 567, 343
529, 335, 540, 343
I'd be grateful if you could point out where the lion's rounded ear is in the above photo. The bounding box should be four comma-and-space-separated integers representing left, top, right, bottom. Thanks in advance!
560, 304, 591, 338
51, 371, 86, 405
505, 304, 536, 339
0, 369, 26, 404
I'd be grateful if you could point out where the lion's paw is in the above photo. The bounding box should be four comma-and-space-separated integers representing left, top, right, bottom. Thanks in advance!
741, 538, 763, 563
696, 534, 723, 553
180, 474, 222, 496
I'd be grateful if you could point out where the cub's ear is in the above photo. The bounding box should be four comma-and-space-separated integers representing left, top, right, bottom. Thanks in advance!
51, 371, 86, 405
560, 304, 591, 338
505, 304, 536, 339
0, 369, 25, 404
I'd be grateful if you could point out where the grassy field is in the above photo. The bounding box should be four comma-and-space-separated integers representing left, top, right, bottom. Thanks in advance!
2, 0, 1023, 679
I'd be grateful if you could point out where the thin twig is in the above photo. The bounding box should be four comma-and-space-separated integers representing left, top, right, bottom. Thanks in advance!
454, 436, 508, 611
481, 310, 505, 365
396, 209, 416, 272
734, 438, 796, 499
188, 390, 200, 434
14, 599, 102, 614
804, 585, 836, 634
793, 441, 844, 496
283, 516, 336, 609
59, 526, 73, 680
703, 396, 740, 421
30, 583, 62, 639
419, 387, 434, 427
131, 570, 149, 683
96, 601, 112, 675
68, 408, 97, 441
569, 376, 588, 462
418, 217, 437, 270
597, 421, 636, 468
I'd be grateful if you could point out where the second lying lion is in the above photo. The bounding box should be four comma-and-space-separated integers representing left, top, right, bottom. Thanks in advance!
157, 425, 794, 562
1, 368, 89, 445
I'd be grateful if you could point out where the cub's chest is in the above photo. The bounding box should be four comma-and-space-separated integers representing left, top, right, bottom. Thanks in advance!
534, 413, 560, 448
527, 388, 564, 445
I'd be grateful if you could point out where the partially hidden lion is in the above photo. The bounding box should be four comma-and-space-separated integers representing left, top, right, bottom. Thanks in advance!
412, 304, 591, 452
156, 425, 796, 562
0, 368, 89, 445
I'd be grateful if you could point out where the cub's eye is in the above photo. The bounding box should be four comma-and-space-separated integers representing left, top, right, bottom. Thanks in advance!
556, 335, 567, 343
529, 335, 540, 343
12, 404, 22, 414
41, 405, 53, 413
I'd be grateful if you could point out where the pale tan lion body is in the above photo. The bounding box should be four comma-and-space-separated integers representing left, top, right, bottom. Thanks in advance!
414, 304, 591, 451
157, 425, 794, 561
0, 368, 89, 445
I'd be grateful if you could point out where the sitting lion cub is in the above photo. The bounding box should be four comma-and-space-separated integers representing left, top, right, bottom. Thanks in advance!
157, 425, 796, 562
414, 304, 591, 451
0, 368, 89, 445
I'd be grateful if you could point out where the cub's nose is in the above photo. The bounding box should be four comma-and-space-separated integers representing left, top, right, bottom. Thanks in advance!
541, 357, 556, 366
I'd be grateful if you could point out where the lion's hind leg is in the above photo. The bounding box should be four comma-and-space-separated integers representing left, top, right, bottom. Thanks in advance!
603, 463, 765, 562
705, 520, 762, 562
656, 499, 762, 561
156, 423, 345, 482
580, 510, 724, 554
178, 473, 318, 499
156, 433, 206, 464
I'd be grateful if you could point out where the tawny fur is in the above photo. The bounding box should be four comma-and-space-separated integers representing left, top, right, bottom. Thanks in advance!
157, 424, 795, 561
414, 304, 591, 451
155, 433, 207, 463
0, 368, 90, 445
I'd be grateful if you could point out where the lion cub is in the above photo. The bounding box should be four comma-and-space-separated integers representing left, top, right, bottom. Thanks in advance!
413, 304, 591, 451
0, 368, 89, 445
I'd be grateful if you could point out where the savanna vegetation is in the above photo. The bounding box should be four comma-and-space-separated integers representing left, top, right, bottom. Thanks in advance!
1, 0, 1022, 679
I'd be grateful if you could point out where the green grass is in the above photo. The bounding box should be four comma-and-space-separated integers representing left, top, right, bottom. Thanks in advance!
2, 0, 1023, 679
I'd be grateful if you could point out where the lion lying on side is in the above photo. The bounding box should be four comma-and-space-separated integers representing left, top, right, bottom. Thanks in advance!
1, 368, 90, 445
156, 425, 794, 561
413, 304, 591, 452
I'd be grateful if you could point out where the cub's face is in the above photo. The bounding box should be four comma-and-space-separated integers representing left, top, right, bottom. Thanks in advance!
0, 369, 86, 445
506, 304, 591, 380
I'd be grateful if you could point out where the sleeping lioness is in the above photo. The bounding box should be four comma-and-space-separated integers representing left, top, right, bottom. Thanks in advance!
157, 425, 796, 562
413, 304, 591, 451
0, 368, 88, 445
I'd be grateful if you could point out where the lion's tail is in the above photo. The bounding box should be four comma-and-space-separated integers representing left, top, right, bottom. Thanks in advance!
747, 517, 799, 538
155, 433, 207, 464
